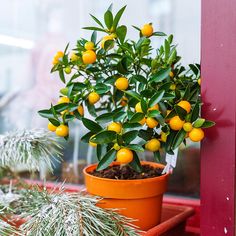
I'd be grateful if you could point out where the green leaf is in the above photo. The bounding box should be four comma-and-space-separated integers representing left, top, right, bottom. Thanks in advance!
130, 75, 147, 84
91, 130, 117, 144
201, 120, 216, 128
128, 144, 144, 152
112, 5, 126, 30
124, 90, 141, 101
83, 27, 106, 32
141, 98, 148, 113
172, 129, 187, 150
82, 118, 102, 132
96, 112, 113, 123
154, 151, 161, 162
49, 118, 60, 126
81, 131, 94, 143
132, 25, 141, 32
104, 10, 113, 29
116, 25, 127, 43
129, 152, 142, 173
189, 64, 199, 76
193, 118, 206, 128
122, 130, 139, 144
91, 31, 97, 43
149, 90, 165, 107
148, 110, 160, 118
94, 83, 110, 94
182, 85, 191, 100
150, 67, 171, 82
96, 145, 102, 161
164, 39, 170, 61
59, 69, 65, 83
162, 92, 175, 100
138, 129, 153, 141
175, 105, 187, 120
191, 102, 200, 122
167, 48, 177, 65
89, 14, 104, 28
152, 31, 166, 36
123, 122, 142, 129
117, 57, 129, 74
113, 111, 127, 122
38, 109, 55, 119
104, 40, 115, 51
129, 112, 145, 123
96, 149, 116, 171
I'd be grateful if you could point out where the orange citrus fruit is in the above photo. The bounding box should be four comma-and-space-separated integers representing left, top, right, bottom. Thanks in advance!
107, 122, 122, 133
101, 34, 116, 48
115, 77, 129, 90
135, 102, 142, 112
139, 117, 146, 125
160, 132, 167, 142
48, 122, 57, 132
198, 78, 201, 85
148, 104, 159, 111
85, 41, 95, 50
88, 92, 100, 105
58, 96, 70, 104
116, 148, 133, 164
120, 97, 128, 106
146, 117, 158, 128
77, 105, 84, 116
183, 122, 193, 132
82, 50, 96, 64
145, 138, 161, 152
177, 101, 191, 113
55, 124, 69, 137
141, 24, 153, 37
169, 71, 174, 78
169, 116, 185, 130
70, 52, 79, 62
189, 128, 204, 142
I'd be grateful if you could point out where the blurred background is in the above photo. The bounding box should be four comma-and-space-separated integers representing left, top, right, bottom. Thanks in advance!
0, 0, 200, 197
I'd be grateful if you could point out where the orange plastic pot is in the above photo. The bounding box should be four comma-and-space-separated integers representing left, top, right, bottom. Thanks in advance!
83, 161, 169, 231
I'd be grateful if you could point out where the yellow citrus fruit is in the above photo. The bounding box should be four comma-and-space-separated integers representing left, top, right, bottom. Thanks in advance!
55, 51, 64, 59
198, 78, 201, 85
113, 143, 121, 151
145, 138, 161, 152
101, 34, 116, 48
146, 117, 158, 128
85, 41, 95, 50
148, 104, 159, 111
48, 122, 57, 132
70, 52, 79, 62
177, 101, 191, 113
170, 84, 176, 90
89, 135, 97, 147
82, 50, 96, 64
64, 66, 71, 74
116, 148, 133, 164
77, 105, 84, 116
55, 124, 69, 137
88, 92, 100, 105
115, 77, 129, 90
141, 24, 153, 37
169, 116, 185, 130
160, 132, 167, 142
135, 102, 142, 112
169, 71, 174, 78
52, 58, 59, 65
189, 128, 205, 142
58, 96, 70, 104
139, 117, 146, 125
107, 122, 122, 133
120, 97, 128, 106
183, 122, 193, 132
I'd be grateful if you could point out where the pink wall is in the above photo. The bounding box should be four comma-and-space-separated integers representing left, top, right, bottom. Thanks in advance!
201, 0, 236, 235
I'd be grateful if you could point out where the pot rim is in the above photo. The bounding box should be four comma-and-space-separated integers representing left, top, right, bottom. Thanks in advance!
83, 161, 169, 183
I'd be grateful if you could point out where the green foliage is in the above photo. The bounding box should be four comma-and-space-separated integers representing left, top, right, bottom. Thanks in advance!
39, 5, 214, 172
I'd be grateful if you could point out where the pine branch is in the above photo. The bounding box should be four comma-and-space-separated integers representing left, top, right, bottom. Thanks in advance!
0, 129, 63, 173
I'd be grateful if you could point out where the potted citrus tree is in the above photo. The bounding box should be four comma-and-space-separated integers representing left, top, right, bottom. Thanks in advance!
39, 4, 214, 231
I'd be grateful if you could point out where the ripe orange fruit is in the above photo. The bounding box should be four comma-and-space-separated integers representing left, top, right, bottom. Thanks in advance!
169, 71, 174, 78
52, 51, 64, 65
148, 104, 159, 111
183, 122, 193, 132
139, 117, 146, 125
177, 101, 191, 113
141, 24, 153, 37
189, 128, 204, 142
55, 124, 69, 137
64, 66, 71, 74
116, 148, 133, 164
88, 92, 100, 105
101, 34, 116, 48
89, 135, 97, 147
135, 102, 142, 112
48, 122, 57, 132
169, 116, 185, 130
146, 117, 158, 128
198, 78, 201, 85
82, 50, 96, 64
77, 105, 84, 116
70, 52, 79, 62
160, 132, 167, 142
107, 122, 122, 133
145, 138, 161, 152
58, 96, 70, 104
115, 77, 129, 90
120, 97, 128, 106
85, 41, 95, 50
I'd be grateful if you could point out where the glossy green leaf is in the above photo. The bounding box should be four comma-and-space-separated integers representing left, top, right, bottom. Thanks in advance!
83, 26, 106, 32
104, 10, 113, 29
172, 129, 186, 150
150, 68, 171, 82
175, 105, 187, 120
129, 112, 145, 123
124, 90, 141, 101
129, 152, 142, 173
96, 112, 113, 123
82, 118, 102, 132
201, 120, 216, 128
128, 144, 144, 152
122, 130, 139, 144
193, 118, 206, 128
191, 102, 200, 122
49, 118, 60, 126
89, 14, 104, 28
91, 130, 116, 144
112, 5, 126, 30
96, 149, 116, 171
116, 25, 127, 43
149, 90, 165, 107
81, 131, 94, 143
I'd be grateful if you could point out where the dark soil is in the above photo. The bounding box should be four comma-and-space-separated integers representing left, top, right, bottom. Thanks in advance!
89, 164, 163, 180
